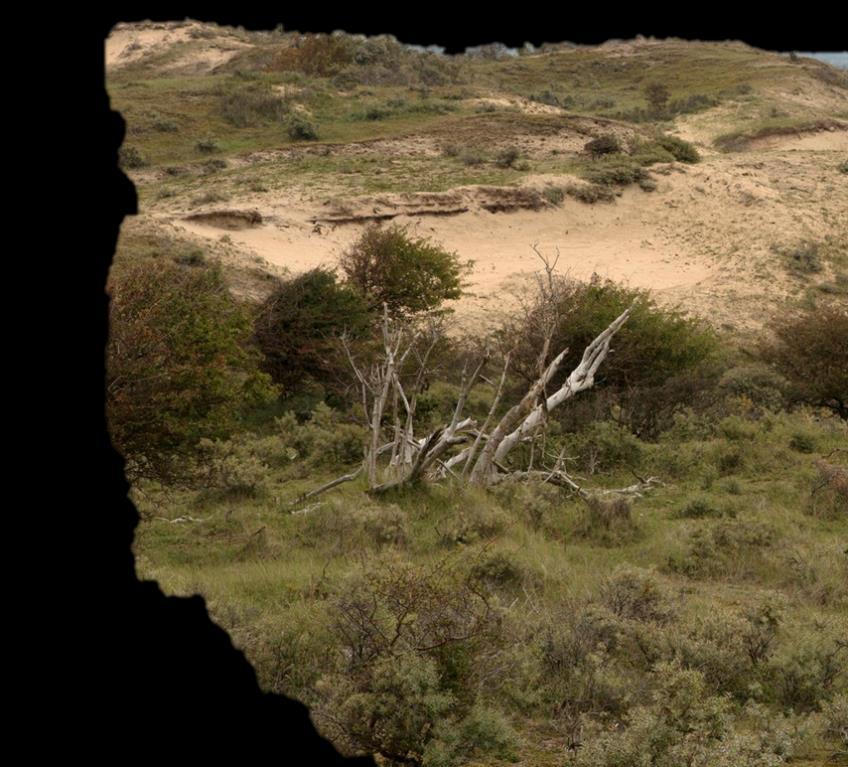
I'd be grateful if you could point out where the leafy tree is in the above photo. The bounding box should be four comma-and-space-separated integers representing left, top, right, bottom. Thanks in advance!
253, 267, 373, 394
340, 224, 469, 316
762, 304, 848, 417
106, 256, 277, 481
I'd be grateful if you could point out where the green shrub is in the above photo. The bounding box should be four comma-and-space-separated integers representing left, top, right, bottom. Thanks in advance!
504, 274, 720, 436
542, 185, 565, 205
286, 113, 320, 140
253, 268, 373, 394
574, 496, 638, 545
322, 653, 455, 763
762, 304, 848, 417
152, 117, 179, 132
584, 134, 622, 159
441, 502, 509, 545
316, 556, 502, 762
839, 159, 848, 174
820, 692, 848, 750
582, 155, 649, 186
565, 182, 616, 203
599, 566, 674, 624
789, 431, 817, 453
678, 498, 724, 519
564, 420, 644, 475
495, 145, 521, 168
196, 436, 270, 496
718, 363, 786, 412
768, 622, 848, 711
361, 504, 408, 547
106, 256, 277, 481
667, 518, 777, 579
630, 142, 676, 166
652, 134, 701, 163
218, 82, 288, 126
574, 662, 805, 767
775, 240, 824, 275
644, 81, 670, 113
340, 223, 468, 316
195, 138, 220, 153
118, 145, 147, 169
458, 146, 486, 166
423, 704, 519, 767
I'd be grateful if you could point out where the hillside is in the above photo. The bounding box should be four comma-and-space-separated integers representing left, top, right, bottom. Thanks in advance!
107, 21, 848, 767
108, 20, 848, 333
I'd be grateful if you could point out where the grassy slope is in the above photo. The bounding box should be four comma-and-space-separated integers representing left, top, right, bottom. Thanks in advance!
112, 28, 848, 765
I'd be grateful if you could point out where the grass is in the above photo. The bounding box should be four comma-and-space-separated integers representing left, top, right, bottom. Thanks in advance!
111, 30, 848, 763
130, 403, 848, 762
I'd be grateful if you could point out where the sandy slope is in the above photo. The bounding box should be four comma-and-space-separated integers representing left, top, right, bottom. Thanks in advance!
166, 133, 847, 331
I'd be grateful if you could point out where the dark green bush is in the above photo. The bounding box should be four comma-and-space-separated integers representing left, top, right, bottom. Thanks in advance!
494, 146, 521, 168
253, 267, 373, 394
195, 138, 220, 153
652, 134, 701, 163
286, 113, 320, 140
504, 275, 720, 436
542, 186, 565, 205
584, 134, 622, 159
761, 304, 848, 417
565, 183, 617, 203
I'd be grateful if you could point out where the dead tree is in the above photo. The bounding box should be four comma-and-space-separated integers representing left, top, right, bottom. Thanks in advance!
289, 250, 661, 507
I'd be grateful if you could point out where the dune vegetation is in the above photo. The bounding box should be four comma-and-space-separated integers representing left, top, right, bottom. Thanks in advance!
108, 21, 847, 766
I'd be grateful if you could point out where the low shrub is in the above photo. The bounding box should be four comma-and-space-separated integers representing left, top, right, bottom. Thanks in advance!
118, 145, 147, 169
652, 134, 701, 163
584, 134, 622, 159
218, 82, 288, 126
677, 497, 725, 519
582, 156, 649, 186
775, 240, 824, 275
286, 113, 320, 140
565, 182, 617, 203
667, 518, 777, 579
195, 138, 220, 153
542, 185, 565, 205
197, 436, 270, 496
494, 146, 521, 168
599, 566, 675, 624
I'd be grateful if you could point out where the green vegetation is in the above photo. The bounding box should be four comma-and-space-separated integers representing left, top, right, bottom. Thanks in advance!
106, 247, 277, 481
340, 224, 470, 316
110, 242, 848, 763
253, 268, 373, 395
108, 26, 848, 765
762, 304, 848, 418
